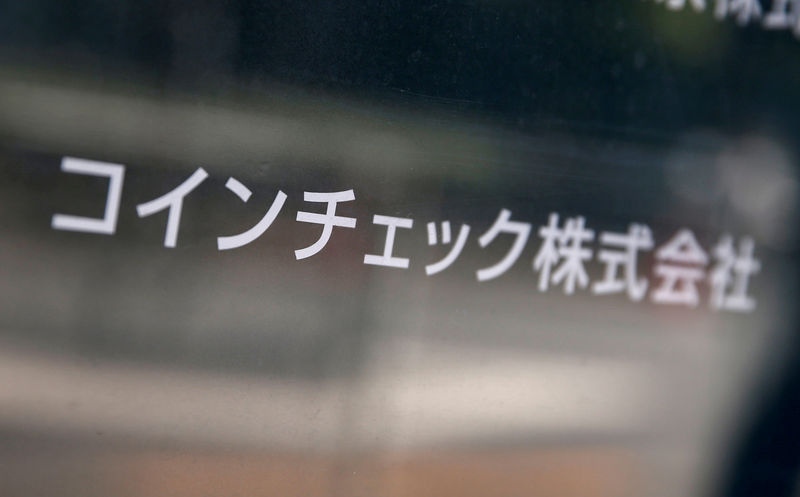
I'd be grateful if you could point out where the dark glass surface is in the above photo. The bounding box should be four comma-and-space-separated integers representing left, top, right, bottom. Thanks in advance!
0, 2, 798, 496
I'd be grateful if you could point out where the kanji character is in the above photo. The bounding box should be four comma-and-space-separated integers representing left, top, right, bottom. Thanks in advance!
533, 213, 595, 295
136, 167, 208, 248
425, 221, 470, 276
52, 156, 125, 235
651, 229, 708, 306
658, 0, 706, 12
592, 224, 654, 301
295, 190, 356, 260
532, 213, 560, 291
715, 0, 762, 25
763, 0, 800, 35
709, 235, 760, 312
216, 177, 287, 250
476, 209, 531, 282
363, 215, 414, 268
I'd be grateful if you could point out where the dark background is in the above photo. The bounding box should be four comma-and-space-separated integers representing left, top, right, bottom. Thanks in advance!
2, 0, 800, 136
0, 1, 798, 496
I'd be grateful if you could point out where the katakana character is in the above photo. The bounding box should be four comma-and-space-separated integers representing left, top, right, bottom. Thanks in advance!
52, 157, 125, 235
363, 215, 414, 268
763, 0, 800, 35
709, 235, 760, 312
715, 0, 762, 25
651, 229, 708, 306
658, 0, 706, 12
592, 224, 654, 301
136, 168, 208, 248
295, 190, 356, 260
476, 209, 531, 282
425, 221, 470, 276
533, 213, 595, 295
216, 177, 287, 250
